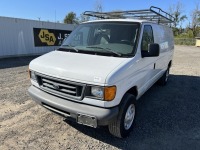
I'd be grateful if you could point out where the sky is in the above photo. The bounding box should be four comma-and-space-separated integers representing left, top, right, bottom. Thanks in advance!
0, 0, 199, 25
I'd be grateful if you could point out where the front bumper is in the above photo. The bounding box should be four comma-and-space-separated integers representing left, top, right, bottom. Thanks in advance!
28, 86, 119, 126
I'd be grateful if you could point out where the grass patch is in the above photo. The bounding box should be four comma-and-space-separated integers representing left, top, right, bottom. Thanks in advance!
174, 38, 196, 46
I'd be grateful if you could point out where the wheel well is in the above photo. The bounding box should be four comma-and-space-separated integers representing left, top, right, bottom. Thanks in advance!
119, 86, 138, 106
127, 86, 138, 97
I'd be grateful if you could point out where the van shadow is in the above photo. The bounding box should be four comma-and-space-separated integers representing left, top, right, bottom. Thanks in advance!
64, 74, 200, 150
0, 56, 39, 69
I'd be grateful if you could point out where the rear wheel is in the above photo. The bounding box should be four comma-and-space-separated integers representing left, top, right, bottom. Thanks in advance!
108, 93, 136, 138
158, 67, 170, 86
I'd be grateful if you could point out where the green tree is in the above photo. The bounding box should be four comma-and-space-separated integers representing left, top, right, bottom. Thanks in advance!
172, 11, 187, 28
64, 12, 76, 24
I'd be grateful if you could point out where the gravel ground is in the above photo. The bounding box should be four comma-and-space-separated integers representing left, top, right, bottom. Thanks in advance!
0, 46, 200, 150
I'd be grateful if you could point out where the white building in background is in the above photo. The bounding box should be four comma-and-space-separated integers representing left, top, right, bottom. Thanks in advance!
0, 16, 75, 58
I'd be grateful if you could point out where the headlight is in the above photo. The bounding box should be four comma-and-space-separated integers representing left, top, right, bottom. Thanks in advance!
91, 86, 104, 98
30, 71, 37, 81
89, 86, 116, 101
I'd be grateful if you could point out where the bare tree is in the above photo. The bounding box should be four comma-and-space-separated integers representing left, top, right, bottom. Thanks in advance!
94, 0, 103, 12
169, 1, 187, 28
191, 3, 200, 37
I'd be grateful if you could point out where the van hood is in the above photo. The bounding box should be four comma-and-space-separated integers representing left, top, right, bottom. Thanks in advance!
29, 51, 127, 84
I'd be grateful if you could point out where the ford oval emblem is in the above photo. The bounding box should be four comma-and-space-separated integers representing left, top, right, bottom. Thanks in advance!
53, 84, 60, 90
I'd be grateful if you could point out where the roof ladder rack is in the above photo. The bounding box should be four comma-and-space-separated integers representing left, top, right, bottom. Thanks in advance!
83, 6, 175, 24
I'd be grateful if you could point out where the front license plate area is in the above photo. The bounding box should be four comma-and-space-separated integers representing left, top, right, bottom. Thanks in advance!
77, 114, 97, 128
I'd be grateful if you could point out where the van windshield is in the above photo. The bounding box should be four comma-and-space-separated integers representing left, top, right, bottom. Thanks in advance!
60, 22, 140, 57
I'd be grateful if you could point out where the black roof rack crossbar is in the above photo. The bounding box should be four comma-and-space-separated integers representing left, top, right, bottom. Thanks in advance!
83, 6, 175, 24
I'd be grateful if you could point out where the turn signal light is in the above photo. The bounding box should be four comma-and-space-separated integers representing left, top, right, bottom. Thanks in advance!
104, 86, 116, 101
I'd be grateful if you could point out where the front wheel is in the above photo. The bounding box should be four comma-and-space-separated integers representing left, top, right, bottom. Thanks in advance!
108, 93, 136, 138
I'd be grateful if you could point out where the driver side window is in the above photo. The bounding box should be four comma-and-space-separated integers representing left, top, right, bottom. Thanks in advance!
141, 25, 154, 51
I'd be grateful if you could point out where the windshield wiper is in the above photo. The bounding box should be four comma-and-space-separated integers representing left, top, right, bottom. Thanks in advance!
61, 44, 79, 52
86, 46, 122, 57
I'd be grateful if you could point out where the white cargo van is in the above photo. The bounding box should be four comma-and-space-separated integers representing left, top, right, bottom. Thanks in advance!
28, 6, 175, 138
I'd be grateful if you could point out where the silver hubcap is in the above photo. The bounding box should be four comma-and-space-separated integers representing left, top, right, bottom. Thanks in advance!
124, 104, 135, 130
165, 69, 169, 82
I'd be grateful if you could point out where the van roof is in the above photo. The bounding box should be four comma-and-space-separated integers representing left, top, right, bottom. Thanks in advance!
83, 19, 155, 24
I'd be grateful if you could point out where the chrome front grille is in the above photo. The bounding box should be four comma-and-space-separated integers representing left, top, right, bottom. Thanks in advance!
36, 73, 85, 100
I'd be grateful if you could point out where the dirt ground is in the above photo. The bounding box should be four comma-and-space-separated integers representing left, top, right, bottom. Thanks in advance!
0, 45, 200, 150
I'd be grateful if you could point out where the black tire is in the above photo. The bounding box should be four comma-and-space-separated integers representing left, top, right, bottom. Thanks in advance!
108, 93, 136, 138
157, 67, 170, 86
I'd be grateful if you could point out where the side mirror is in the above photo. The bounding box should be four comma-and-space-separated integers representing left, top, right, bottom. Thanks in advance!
142, 43, 160, 57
